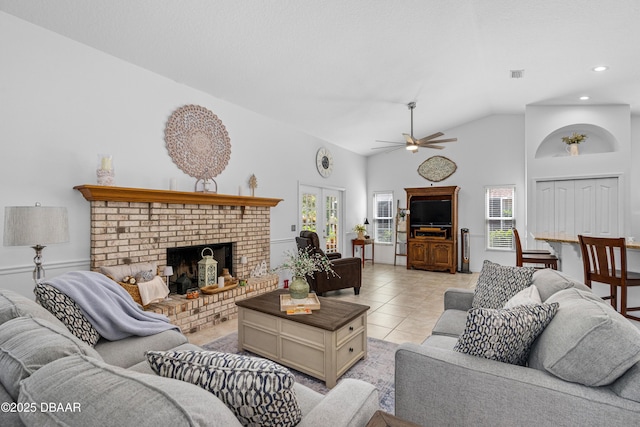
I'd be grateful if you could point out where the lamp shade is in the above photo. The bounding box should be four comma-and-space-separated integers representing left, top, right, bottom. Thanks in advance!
4, 205, 69, 247
163, 266, 174, 277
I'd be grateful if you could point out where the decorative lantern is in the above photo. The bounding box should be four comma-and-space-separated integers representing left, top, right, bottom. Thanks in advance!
198, 247, 218, 287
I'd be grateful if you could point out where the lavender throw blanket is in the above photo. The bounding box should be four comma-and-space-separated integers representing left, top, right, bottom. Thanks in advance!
44, 271, 179, 340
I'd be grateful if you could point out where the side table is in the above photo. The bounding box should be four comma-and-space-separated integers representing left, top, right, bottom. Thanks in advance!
365, 410, 421, 427
352, 238, 374, 267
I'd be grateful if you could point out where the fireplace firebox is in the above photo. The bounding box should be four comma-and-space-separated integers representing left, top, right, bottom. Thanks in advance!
167, 243, 233, 294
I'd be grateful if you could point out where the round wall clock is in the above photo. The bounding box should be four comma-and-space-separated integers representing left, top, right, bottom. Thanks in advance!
316, 148, 334, 178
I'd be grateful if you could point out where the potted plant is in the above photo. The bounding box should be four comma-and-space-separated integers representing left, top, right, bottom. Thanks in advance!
562, 132, 587, 156
354, 224, 367, 240
275, 248, 336, 300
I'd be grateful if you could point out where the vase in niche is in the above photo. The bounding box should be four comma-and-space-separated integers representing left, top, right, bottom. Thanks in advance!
566, 143, 579, 156
289, 276, 310, 301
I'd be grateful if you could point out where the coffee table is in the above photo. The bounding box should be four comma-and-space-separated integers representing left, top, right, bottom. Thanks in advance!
236, 289, 369, 388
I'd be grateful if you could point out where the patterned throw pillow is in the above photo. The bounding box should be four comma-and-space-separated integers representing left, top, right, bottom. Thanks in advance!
454, 303, 559, 365
146, 350, 302, 427
34, 283, 100, 346
472, 260, 536, 309
135, 270, 155, 283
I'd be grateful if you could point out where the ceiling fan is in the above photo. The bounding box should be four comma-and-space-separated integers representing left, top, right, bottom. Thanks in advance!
372, 102, 457, 153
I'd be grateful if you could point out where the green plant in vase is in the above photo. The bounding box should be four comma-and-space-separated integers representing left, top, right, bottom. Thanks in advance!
275, 247, 336, 300
354, 224, 367, 240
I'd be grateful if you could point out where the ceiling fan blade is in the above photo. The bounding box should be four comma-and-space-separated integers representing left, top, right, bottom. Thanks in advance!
371, 145, 405, 153
417, 132, 444, 143
422, 145, 445, 150
420, 137, 457, 145
374, 140, 404, 145
402, 133, 417, 144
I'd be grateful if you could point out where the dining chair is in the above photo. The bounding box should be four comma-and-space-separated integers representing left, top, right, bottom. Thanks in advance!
578, 235, 640, 321
513, 228, 558, 269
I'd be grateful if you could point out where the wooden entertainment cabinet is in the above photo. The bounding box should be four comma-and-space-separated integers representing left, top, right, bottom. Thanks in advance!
406, 186, 459, 273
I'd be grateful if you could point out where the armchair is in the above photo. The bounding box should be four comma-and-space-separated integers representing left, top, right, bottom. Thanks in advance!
295, 231, 362, 296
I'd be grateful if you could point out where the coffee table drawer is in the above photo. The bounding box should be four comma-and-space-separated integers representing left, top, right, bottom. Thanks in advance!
337, 314, 365, 343
337, 332, 365, 373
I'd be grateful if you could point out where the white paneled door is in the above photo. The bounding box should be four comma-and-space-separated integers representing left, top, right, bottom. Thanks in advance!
536, 177, 619, 238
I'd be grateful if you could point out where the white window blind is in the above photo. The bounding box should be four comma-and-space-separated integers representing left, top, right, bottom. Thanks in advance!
485, 186, 515, 250
373, 192, 393, 244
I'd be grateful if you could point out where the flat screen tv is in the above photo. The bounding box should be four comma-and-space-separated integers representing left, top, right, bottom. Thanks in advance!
410, 199, 452, 227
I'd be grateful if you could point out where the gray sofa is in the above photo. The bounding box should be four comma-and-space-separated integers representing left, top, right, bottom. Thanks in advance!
0, 288, 378, 427
396, 267, 640, 426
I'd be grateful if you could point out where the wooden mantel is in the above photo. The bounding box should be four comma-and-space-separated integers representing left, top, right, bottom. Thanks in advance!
74, 185, 283, 207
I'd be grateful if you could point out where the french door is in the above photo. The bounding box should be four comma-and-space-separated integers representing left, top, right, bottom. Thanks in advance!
300, 185, 343, 255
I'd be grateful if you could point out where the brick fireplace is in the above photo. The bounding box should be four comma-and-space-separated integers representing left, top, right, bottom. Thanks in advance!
74, 185, 283, 333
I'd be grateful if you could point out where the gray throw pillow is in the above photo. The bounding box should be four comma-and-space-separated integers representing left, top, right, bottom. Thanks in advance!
454, 303, 559, 366
531, 268, 591, 301
34, 283, 100, 346
0, 316, 102, 400
472, 260, 536, 309
147, 350, 302, 427
528, 288, 640, 386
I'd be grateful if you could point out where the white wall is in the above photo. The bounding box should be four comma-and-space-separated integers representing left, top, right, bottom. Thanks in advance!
2, 12, 639, 295
367, 114, 526, 272
0, 13, 367, 297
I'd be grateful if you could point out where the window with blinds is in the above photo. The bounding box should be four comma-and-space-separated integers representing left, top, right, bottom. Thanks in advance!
373, 192, 393, 244
486, 186, 515, 250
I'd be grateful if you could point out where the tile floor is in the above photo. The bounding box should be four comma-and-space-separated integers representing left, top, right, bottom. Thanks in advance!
187, 264, 479, 346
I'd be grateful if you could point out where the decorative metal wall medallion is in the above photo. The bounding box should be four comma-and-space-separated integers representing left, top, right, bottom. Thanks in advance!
165, 105, 231, 180
418, 155, 457, 182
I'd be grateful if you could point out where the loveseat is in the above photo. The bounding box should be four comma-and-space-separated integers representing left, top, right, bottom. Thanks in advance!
395, 262, 640, 426
0, 276, 378, 426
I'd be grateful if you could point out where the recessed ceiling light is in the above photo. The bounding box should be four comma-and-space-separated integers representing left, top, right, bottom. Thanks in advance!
579, 96, 590, 100
592, 66, 609, 72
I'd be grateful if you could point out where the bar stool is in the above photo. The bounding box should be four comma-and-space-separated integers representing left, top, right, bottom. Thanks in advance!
578, 235, 640, 321
513, 228, 558, 269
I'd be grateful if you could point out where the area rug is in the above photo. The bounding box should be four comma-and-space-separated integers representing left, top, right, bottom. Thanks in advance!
202, 333, 397, 414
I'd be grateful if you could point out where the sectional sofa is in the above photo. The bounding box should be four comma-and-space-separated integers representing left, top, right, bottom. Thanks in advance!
395, 263, 640, 426
0, 283, 378, 427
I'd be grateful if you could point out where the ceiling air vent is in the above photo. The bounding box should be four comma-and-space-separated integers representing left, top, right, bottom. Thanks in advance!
510, 69, 525, 79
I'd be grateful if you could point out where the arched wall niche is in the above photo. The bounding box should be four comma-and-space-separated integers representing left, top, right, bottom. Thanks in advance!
535, 123, 618, 158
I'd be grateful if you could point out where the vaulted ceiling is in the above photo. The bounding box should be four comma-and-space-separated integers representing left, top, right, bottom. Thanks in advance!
2, 0, 639, 155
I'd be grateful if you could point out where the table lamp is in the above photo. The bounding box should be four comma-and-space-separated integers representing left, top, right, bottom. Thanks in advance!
3, 203, 69, 284
163, 266, 174, 286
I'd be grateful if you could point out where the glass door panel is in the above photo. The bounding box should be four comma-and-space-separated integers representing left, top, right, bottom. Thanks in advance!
300, 186, 343, 254
324, 190, 340, 255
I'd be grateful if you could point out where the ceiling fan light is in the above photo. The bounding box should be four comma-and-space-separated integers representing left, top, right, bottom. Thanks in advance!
406, 144, 418, 151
